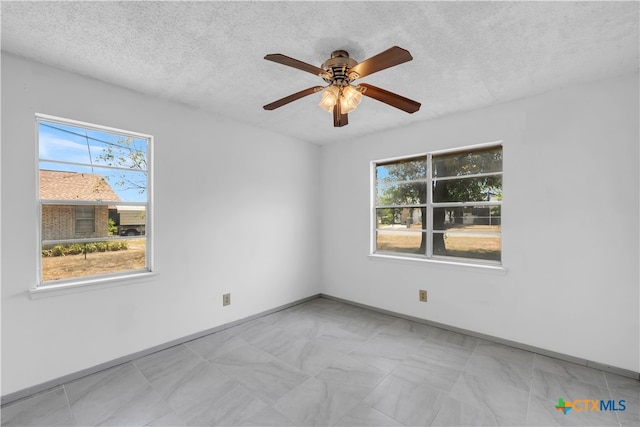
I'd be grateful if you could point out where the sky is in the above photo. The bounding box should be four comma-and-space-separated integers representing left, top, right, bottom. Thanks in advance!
38, 120, 149, 203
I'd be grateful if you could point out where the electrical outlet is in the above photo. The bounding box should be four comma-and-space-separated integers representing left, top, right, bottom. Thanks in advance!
223, 293, 231, 306
419, 290, 427, 302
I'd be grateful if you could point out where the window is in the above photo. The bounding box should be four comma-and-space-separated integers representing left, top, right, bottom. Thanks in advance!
37, 114, 152, 286
373, 144, 502, 264
75, 206, 95, 234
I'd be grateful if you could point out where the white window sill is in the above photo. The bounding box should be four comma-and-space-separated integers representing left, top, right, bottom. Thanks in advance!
368, 253, 507, 274
29, 271, 156, 299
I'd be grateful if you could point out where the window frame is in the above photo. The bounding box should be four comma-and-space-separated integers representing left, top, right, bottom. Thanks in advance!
370, 141, 503, 268
34, 113, 154, 292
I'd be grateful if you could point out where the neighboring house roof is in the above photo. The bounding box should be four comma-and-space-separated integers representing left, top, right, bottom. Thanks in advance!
39, 170, 121, 201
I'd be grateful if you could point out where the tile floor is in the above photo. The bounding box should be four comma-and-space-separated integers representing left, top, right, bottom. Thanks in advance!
2, 297, 638, 426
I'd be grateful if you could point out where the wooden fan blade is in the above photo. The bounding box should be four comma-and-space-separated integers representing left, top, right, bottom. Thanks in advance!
359, 83, 421, 114
333, 103, 348, 127
263, 86, 323, 110
348, 46, 413, 80
265, 54, 331, 78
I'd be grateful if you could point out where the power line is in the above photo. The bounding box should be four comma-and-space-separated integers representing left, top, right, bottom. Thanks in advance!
40, 122, 140, 151
84, 129, 95, 173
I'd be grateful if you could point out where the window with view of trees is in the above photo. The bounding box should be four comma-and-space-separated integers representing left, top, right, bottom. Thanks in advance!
373, 144, 502, 264
37, 114, 152, 285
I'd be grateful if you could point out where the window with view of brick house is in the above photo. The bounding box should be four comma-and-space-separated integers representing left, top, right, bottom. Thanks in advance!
37, 114, 152, 286
372, 144, 502, 265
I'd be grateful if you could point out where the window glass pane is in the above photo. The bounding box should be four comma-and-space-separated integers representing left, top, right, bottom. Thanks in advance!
432, 147, 502, 178
39, 163, 147, 203
376, 230, 425, 254
433, 206, 501, 230
377, 158, 426, 186
376, 208, 424, 228
432, 175, 502, 203
39, 122, 148, 171
376, 181, 427, 206
41, 238, 146, 282
433, 231, 501, 261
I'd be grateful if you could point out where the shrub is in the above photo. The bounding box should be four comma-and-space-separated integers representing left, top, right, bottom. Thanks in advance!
42, 240, 130, 257
108, 241, 129, 251
52, 245, 67, 257
67, 243, 84, 255
108, 218, 118, 235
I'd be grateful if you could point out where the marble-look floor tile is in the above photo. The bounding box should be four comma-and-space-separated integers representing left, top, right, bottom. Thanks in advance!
139, 353, 266, 426
531, 368, 607, 401
313, 326, 368, 354
464, 352, 532, 393
341, 311, 399, 338
349, 332, 424, 373
265, 336, 345, 375
364, 374, 446, 426
238, 406, 296, 426
391, 350, 465, 393
533, 354, 608, 388
177, 379, 267, 426
449, 371, 529, 424
212, 342, 309, 405
0, 387, 74, 427
617, 403, 640, 427
335, 402, 404, 426
604, 374, 640, 427
248, 325, 300, 355
473, 341, 534, 368
274, 377, 370, 426
271, 312, 337, 340
415, 339, 474, 368
431, 394, 516, 426
605, 372, 640, 401
226, 319, 276, 344
65, 363, 171, 426
315, 354, 387, 389
185, 330, 247, 360
145, 411, 185, 426
135, 345, 204, 395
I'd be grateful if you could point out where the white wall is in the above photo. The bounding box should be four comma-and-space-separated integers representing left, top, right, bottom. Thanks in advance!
1, 53, 322, 395
320, 73, 639, 373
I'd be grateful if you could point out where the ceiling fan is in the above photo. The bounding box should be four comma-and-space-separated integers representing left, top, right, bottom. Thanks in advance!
263, 46, 421, 127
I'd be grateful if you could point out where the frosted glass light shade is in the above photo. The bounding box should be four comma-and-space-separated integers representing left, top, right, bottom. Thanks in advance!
340, 85, 363, 114
319, 86, 340, 113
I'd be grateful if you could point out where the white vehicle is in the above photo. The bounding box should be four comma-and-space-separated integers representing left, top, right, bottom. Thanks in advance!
116, 205, 146, 236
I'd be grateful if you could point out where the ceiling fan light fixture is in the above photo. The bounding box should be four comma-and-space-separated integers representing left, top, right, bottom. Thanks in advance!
264, 46, 421, 126
319, 85, 340, 113
340, 85, 363, 114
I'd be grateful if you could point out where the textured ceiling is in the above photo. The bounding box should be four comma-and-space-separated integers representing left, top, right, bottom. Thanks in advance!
1, 1, 638, 145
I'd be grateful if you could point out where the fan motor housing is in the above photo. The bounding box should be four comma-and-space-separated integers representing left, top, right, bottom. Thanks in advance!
321, 50, 357, 85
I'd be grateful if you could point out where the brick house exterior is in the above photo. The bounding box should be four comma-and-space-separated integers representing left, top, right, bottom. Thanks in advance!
39, 170, 120, 241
